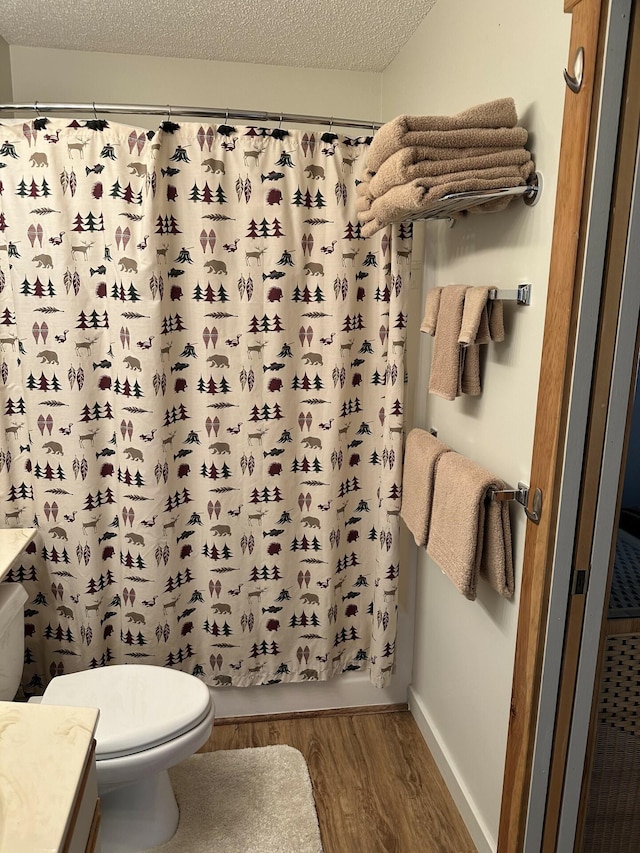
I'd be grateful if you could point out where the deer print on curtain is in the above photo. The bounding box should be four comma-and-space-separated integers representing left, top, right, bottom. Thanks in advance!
0, 118, 411, 691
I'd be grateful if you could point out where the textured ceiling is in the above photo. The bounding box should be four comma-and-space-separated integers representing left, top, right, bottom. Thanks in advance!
0, 0, 438, 72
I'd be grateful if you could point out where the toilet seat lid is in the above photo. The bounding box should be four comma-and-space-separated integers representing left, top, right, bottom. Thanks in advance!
41, 665, 212, 759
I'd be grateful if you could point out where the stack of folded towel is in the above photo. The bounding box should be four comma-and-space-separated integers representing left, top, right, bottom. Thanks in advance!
400, 428, 514, 601
356, 98, 534, 237
421, 285, 504, 400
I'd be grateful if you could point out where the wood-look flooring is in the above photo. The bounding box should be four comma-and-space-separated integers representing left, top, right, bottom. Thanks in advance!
200, 707, 476, 853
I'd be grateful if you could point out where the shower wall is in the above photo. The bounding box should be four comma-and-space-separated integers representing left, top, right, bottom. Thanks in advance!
5, 44, 415, 717
0, 37, 11, 102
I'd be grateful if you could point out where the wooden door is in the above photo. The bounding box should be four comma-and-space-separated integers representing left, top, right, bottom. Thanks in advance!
497, 0, 622, 849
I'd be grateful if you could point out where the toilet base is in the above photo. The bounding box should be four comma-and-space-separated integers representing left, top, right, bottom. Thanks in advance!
98, 769, 179, 853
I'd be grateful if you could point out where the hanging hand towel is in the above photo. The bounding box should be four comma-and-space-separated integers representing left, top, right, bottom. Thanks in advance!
365, 98, 521, 172
428, 285, 469, 400
459, 288, 506, 395
420, 287, 442, 335
459, 286, 492, 345
426, 452, 514, 600
400, 429, 450, 547
458, 286, 491, 396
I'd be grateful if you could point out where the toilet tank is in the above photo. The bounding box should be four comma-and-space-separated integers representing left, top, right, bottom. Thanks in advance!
0, 582, 28, 700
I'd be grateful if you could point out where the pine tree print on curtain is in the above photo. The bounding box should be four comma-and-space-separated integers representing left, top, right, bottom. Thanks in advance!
0, 118, 411, 691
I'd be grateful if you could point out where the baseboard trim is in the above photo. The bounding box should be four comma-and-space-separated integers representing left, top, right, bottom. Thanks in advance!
408, 686, 495, 853
215, 702, 409, 726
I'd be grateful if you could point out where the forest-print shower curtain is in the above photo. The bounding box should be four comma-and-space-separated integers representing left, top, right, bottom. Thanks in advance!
0, 117, 411, 691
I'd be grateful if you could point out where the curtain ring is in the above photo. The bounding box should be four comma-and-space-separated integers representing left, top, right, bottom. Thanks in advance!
165, 104, 172, 123
225, 110, 229, 123
34, 101, 41, 117
329, 118, 333, 132
92, 102, 98, 121
279, 114, 283, 129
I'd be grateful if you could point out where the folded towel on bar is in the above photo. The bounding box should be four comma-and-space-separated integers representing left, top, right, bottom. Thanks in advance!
426, 284, 485, 397
360, 147, 534, 200
424, 286, 506, 398
359, 173, 530, 238
426, 452, 514, 600
460, 345, 482, 396
460, 287, 492, 345
365, 98, 522, 172
420, 287, 442, 335
460, 289, 506, 395
367, 126, 529, 170
356, 161, 534, 209
366, 142, 529, 171
459, 287, 505, 345
400, 429, 450, 547
428, 285, 469, 401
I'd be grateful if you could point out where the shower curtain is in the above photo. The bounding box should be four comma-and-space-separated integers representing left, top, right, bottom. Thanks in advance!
0, 117, 411, 691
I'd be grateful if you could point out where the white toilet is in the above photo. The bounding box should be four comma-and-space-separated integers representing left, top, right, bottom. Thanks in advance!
0, 581, 29, 700
0, 581, 215, 853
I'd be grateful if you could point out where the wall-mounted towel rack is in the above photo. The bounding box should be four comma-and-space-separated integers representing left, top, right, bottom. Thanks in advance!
427, 427, 542, 523
489, 283, 531, 305
489, 483, 530, 505
489, 481, 542, 524
403, 172, 542, 224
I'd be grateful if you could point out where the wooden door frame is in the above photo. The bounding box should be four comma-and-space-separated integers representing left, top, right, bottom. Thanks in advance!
497, 0, 610, 849
548, 6, 640, 847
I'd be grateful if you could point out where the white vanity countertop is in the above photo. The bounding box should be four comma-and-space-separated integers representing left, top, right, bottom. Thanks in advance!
0, 700, 100, 852
0, 528, 37, 583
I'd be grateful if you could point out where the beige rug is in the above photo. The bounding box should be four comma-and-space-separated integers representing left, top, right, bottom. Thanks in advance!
148, 746, 324, 853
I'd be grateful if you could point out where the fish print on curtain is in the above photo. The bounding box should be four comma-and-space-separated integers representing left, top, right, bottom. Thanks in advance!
0, 118, 412, 691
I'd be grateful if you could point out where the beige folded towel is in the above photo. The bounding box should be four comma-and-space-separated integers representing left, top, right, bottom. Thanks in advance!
361, 202, 499, 237
489, 300, 505, 343
428, 285, 469, 400
358, 173, 530, 236
459, 287, 492, 344
461, 345, 482, 396
459, 288, 489, 396
366, 128, 530, 175
366, 143, 529, 174
366, 98, 521, 172
357, 162, 534, 207
461, 292, 505, 346
459, 288, 506, 395
400, 429, 450, 547
427, 452, 514, 600
364, 148, 534, 200
420, 287, 442, 335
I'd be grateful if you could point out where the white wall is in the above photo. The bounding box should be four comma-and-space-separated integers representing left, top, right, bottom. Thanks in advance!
9, 46, 381, 131
381, 1, 571, 850
0, 37, 12, 102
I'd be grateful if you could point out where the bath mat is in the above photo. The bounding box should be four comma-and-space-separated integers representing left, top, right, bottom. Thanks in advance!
146, 745, 324, 853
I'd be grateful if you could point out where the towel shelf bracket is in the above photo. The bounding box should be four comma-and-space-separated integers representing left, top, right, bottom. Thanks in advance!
489, 481, 542, 524
402, 171, 543, 224
488, 283, 531, 305
489, 483, 529, 505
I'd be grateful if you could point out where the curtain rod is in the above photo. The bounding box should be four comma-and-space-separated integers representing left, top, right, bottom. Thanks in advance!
0, 102, 383, 132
